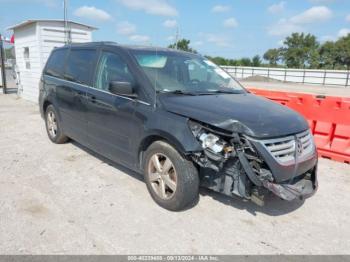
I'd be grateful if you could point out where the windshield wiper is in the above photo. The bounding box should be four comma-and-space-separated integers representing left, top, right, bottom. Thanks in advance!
196, 90, 241, 95
158, 90, 197, 96
158, 90, 241, 96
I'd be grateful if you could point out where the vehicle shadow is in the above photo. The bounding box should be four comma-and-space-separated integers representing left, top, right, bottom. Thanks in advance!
71, 141, 144, 183
71, 141, 201, 212
199, 187, 305, 216
71, 141, 304, 216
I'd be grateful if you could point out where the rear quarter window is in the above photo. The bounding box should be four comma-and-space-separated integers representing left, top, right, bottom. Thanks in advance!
45, 49, 68, 78
64, 49, 97, 86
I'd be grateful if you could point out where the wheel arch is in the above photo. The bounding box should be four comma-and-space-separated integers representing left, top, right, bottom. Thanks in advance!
138, 132, 189, 170
42, 99, 63, 122
43, 100, 52, 114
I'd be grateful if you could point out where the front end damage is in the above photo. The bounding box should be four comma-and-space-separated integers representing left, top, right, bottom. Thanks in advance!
188, 120, 318, 205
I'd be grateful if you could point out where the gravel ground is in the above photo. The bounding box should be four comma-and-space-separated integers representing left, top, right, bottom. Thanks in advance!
1, 94, 350, 255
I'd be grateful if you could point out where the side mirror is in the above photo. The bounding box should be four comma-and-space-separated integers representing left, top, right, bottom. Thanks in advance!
109, 81, 137, 98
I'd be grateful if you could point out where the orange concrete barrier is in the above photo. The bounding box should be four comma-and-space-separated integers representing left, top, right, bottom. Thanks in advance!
248, 88, 350, 164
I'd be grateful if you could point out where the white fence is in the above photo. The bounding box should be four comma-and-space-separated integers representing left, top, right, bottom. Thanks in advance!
221, 66, 350, 87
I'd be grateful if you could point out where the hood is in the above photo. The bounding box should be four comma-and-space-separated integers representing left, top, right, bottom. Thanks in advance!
159, 93, 309, 139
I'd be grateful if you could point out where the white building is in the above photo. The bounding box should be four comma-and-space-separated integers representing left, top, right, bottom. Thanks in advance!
8, 20, 97, 102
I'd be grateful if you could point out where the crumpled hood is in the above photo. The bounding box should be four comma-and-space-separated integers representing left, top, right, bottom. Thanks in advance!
159, 93, 309, 139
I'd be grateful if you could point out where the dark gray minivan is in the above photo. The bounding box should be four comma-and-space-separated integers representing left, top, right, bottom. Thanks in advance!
39, 42, 318, 211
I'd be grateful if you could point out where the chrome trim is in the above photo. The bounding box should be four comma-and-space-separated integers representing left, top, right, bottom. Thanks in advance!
248, 129, 316, 166
45, 74, 151, 106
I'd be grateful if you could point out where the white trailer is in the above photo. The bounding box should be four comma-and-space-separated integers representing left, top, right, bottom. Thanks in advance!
8, 20, 97, 102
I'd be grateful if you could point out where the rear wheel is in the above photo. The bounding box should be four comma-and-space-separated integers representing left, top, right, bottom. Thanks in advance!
143, 141, 199, 211
45, 105, 69, 144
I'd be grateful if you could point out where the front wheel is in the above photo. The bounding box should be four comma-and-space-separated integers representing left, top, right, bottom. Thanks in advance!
143, 141, 199, 211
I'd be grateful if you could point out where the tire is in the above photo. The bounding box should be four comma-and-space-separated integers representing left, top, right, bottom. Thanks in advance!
45, 105, 69, 144
143, 141, 199, 211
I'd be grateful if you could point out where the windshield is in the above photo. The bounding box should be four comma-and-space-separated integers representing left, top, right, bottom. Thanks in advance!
130, 50, 246, 94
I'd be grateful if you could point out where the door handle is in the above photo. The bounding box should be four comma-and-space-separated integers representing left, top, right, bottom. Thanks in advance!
88, 95, 97, 103
73, 91, 82, 97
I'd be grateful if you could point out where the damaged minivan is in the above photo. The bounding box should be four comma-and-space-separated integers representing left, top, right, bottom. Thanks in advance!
39, 42, 318, 211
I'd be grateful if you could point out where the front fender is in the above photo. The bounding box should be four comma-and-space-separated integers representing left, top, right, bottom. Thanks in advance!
137, 108, 203, 153
141, 128, 202, 155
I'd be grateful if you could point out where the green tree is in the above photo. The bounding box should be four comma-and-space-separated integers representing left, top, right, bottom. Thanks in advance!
319, 41, 338, 69
309, 48, 321, 69
228, 59, 239, 66
168, 39, 197, 53
213, 57, 229, 65
281, 33, 319, 68
335, 34, 350, 69
166, 34, 349, 70
263, 48, 281, 66
239, 58, 252, 66
252, 55, 262, 67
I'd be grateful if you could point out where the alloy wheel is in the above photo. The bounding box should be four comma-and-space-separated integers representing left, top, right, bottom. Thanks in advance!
148, 153, 177, 200
47, 111, 58, 138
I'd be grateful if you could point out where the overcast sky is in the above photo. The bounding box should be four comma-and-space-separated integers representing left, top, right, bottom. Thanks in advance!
1, 0, 350, 58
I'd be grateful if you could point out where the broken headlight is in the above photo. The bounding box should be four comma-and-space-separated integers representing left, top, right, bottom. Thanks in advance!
188, 120, 226, 153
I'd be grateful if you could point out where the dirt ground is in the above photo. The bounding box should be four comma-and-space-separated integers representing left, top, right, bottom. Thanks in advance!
1, 93, 350, 255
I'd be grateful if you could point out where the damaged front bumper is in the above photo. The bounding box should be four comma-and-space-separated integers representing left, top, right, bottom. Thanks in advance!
196, 139, 318, 204
188, 120, 318, 205
262, 171, 318, 201
200, 160, 318, 204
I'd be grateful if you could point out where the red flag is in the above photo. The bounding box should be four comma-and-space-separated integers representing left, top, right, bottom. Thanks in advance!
10, 35, 14, 44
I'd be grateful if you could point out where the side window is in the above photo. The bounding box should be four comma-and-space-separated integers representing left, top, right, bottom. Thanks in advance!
64, 49, 97, 85
23, 47, 30, 70
95, 51, 134, 91
45, 49, 68, 78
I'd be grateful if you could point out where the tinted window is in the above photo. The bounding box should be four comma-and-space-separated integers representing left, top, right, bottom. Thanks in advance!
45, 49, 68, 77
64, 49, 97, 85
95, 51, 134, 91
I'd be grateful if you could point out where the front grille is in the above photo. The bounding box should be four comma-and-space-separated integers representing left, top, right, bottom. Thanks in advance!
264, 136, 295, 163
259, 130, 315, 165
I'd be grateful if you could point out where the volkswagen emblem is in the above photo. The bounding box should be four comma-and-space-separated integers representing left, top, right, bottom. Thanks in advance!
296, 139, 303, 155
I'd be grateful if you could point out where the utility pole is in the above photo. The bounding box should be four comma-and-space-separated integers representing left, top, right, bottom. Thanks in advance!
175, 27, 179, 50
0, 34, 7, 94
63, 0, 71, 44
